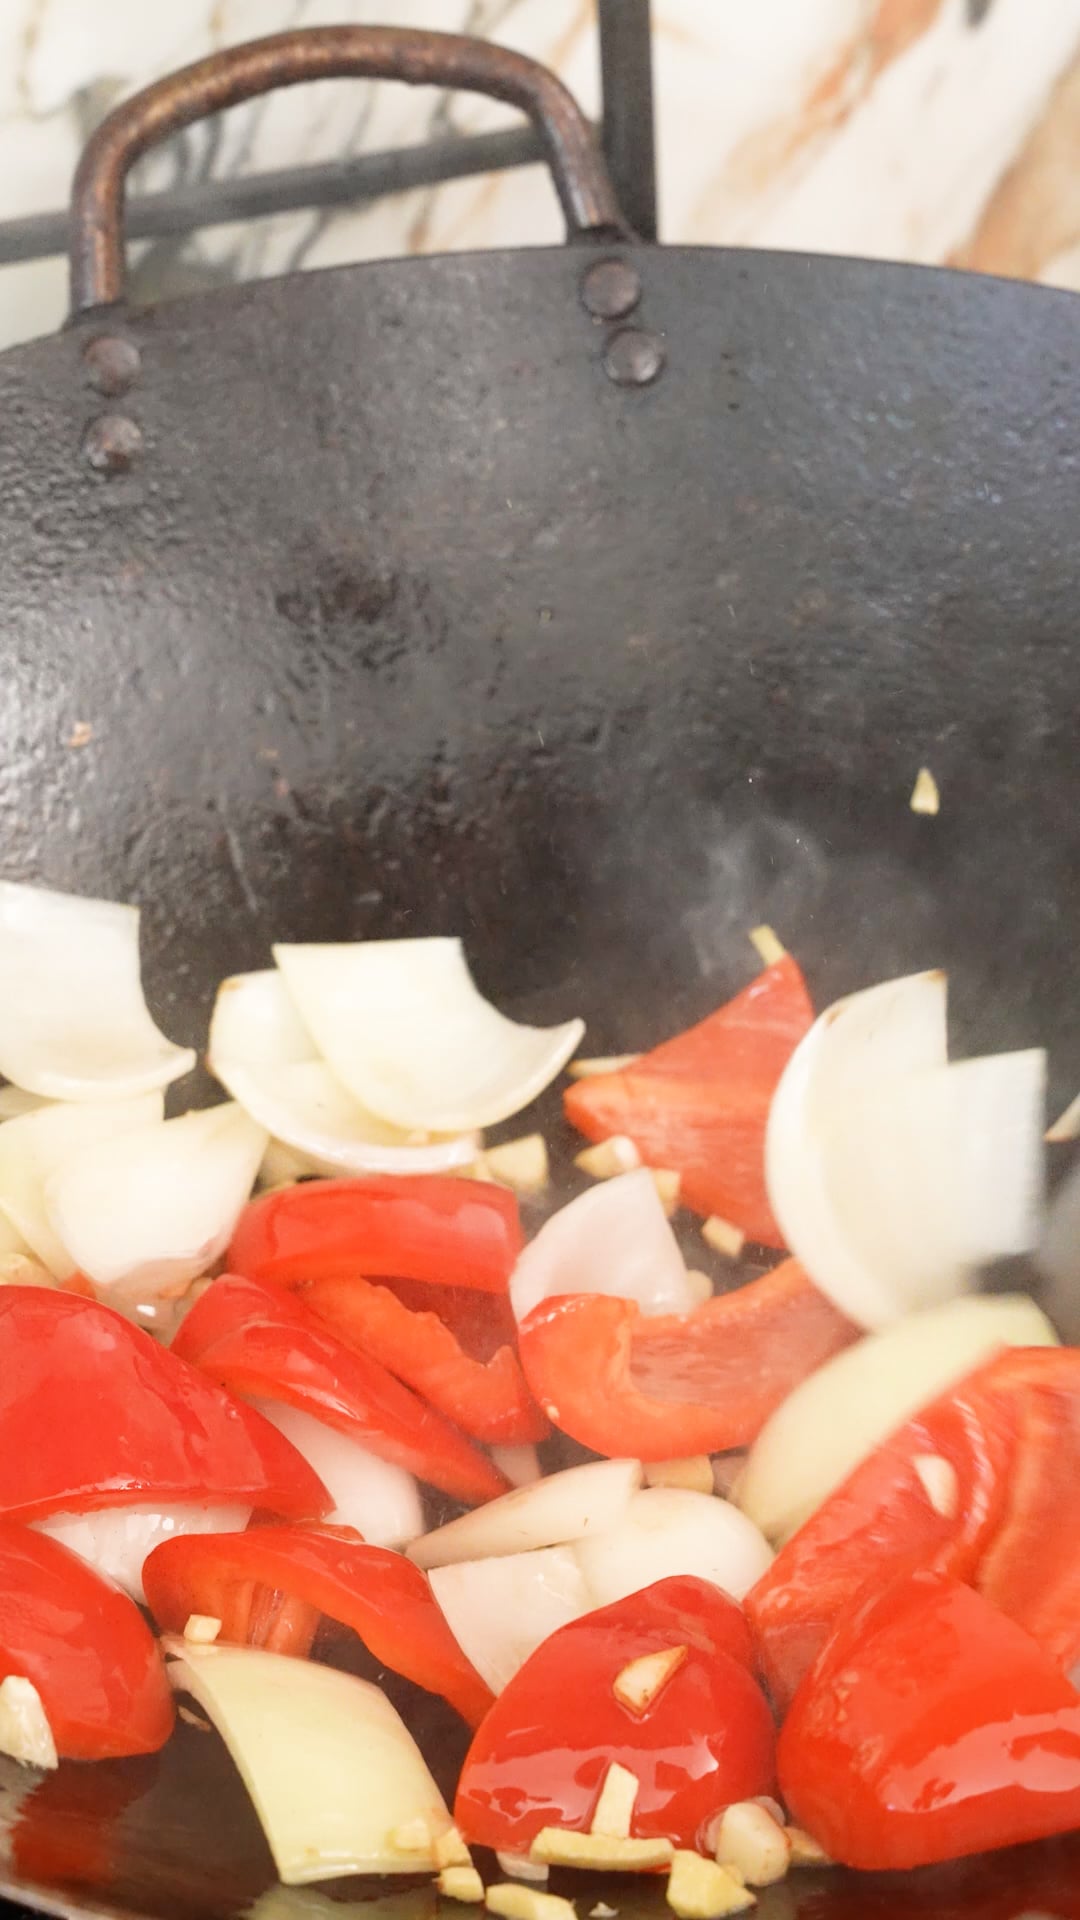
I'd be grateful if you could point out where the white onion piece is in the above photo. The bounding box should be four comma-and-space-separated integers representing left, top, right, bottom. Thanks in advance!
167, 1640, 453, 1882
45, 1102, 267, 1296
0, 1094, 164, 1276
575, 1488, 772, 1607
273, 937, 584, 1132
766, 972, 1045, 1326
0, 883, 195, 1100
408, 1459, 643, 1571
737, 1292, 1057, 1543
35, 1502, 250, 1606
249, 1400, 422, 1548
429, 1546, 589, 1694
209, 970, 478, 1176
509, 1170, 697, 1324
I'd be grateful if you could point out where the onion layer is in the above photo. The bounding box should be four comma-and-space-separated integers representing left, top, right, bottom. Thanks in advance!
0, 883, 195, 1100
167, 1640, 454, 1882
509, 1170, 698, 1324
250, 1400, 422, 1548
273, 937, 583, 1132
407, 1460, 643, 1571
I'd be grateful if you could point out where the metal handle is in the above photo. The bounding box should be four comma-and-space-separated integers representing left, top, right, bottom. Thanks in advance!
69, 25, 625, 316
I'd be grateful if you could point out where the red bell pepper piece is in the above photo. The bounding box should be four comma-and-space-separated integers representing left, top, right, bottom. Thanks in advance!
143, 1522, 494, 1727
747, 1345, 1080, 1712
174, 1272, 508, 1505
455, 1576, 775, 1856
563, 956, 813, 1245
228, 1175, 522, 1293
747, 1365, 1016, 1713
298, 1274, 547, 1446
0, 1521, 174, 1759
778, 1569, 1080, 1870
0, 1288, 328, 1523
517, 1259, 856, 1458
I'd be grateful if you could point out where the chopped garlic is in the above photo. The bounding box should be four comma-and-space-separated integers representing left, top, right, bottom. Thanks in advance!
702, 1216, 745, 1259
749, 926, 786, 969
644, 1456, 714, 1495
177, 1705, 212, 1732
912, 1453, 958, 1519
1047, 1090, 1080, 1143
590, 1908, 617, 1920
649, 1169, 681, 1217
0, 1676, 58, 1770
667, 1851, 755, 1917
713, 1803, 789, 1887
909, 767, 940, 815
567, 1055, 640, 1079
575, 1136, 641, 1179
531, 1828, 672, 1871
684, 1269, 713, 1307
613, 1643, 688, 1714
434, 1825, 473, 1869
489, 1444, 543, 1488
496, 1853, 549, 1884
183, 1614, 222, 1645
441, 1868, 486, 1904
466, 1158, 499, 1184
482, 1135, 550, 1195
486, 1884, 577, 1920
590, 1762, 640, 1839
786, 1827, 832, 1867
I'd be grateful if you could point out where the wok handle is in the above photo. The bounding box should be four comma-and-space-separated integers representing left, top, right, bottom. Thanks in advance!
69, 26, 625, 316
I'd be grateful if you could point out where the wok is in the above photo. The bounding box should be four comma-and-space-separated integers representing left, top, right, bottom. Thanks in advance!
0, 22, 1078, 1920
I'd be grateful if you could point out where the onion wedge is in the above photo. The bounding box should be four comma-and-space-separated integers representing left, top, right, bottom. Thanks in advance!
0, 1094, 164, 1276
428, 1547, 590, 1694
209, 970, 478, 1176
166, 1640, 454, 1882
45, 1102, 267, 1296
273, 937, 584, 1132
766, 972, 1045, 1326
737, 1292, 1057, 1542
250, 1400, 422, 1548
34, 1502, 250, 1605
574, 1488, 772, 1607
509, 1170, 698, 1324
408, 1460, 643, 1571
0, 883, 195, 1100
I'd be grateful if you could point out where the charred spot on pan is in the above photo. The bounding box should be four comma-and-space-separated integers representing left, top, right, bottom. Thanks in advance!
274, 564, 398, 630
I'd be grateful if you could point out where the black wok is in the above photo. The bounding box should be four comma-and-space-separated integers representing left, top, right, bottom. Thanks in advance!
0, 24, 1078, 1920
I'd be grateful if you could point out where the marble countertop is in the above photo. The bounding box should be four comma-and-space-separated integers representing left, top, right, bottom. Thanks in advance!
1, 0, 1079, 350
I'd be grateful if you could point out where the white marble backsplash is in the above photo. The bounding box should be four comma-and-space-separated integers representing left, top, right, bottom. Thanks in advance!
1, 0, 1080, 351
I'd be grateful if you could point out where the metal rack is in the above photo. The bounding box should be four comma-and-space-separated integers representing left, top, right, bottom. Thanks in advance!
0, 0, 655, 270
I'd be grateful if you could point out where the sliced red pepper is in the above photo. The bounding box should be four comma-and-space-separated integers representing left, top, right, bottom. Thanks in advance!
747, 1345, 1080, 1711
0, 1521, 174, 1759
456, 1575, 774, 1856
228, 1175, 522, 1293
747, 1368, 1017, 1713
517, 1258, 857, 1458
143, 1522, 494, 1727
564, 955, 813, 1245
778, 1569, 1080, 1870
971, 1346, 1080, 1669
298, 1274, 547, 1446
174, 1272, 508, 1506
0, 1288, 328, 1522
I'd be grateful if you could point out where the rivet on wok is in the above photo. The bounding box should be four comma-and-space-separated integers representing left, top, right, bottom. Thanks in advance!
603, 328, 665, 388
82, 413, 143, 473
580, 257, 641, 321
82, 335, 141, 396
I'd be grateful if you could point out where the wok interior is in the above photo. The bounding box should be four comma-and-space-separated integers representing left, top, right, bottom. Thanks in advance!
1, 243, 1079, 1917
